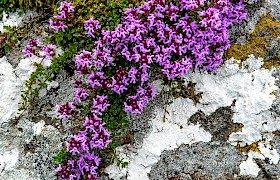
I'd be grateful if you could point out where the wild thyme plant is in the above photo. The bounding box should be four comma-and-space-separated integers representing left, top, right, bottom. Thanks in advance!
51, 0, 247, 179
17, 0, 131, 123
22, 0, 247, 179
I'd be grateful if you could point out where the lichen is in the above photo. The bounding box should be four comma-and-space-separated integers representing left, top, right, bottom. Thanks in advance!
262, 56, 280, 70
235, 142, 261, 154
273, 130, 280, 136
225, 14, 280, 69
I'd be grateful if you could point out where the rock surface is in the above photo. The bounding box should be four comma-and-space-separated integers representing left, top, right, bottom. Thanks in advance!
0, 1, 280, 180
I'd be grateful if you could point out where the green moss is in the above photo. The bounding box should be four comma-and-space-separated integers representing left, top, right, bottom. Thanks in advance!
0, 0, 59, 19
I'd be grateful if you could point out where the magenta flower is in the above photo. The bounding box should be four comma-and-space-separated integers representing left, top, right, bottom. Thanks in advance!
49, 18, 67, 33
88, 71, 108, 89
66, 130, 89, 155
56, 102, 76, 120
83, 115, 103, 131
22, 39, 40, 57
28, 39, 40, 47
92, 95, 110, 115
74, 88, 89, 103
42, 44, 56, 60
57, 1, 75, 19
55, 164, 72, 180
84, 18, 101, 38
74, 50, 93, 70
22, 45, 34, 57
89, 126, 111, 149
124, 84, 156, 114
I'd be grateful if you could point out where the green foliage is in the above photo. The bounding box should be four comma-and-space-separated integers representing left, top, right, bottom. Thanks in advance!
16, 42, 78, 124
0, 0, 59, 19
102, 93, 128, 150
109, 153, 128, 168
0, 0, 17, 19
16, 0, 145, 173
0, 25, 27, 54
53, 147, 71, 164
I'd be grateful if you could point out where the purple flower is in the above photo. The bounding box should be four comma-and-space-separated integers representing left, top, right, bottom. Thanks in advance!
42, 44, 56, 60
55, 164, 71, 180
74, 88, 89, 103
75, 50, 93, 69
57, 1, 75, 19
22, 39, 40, 57
92, 95, 110, 115
109, 69, 130, 94
49, 18, 67, 33
77, 152, 100, 176
28, 39, 40, 47
92, 47, 114, 68
88, 71, 108, 89
56, 102, 76, 120
22, 45, 34, 57
83, 115, 103, 132
89, 126, 111, 149
66, 130, 89, 155
124, 84, 156, 114
73, 79, 82, 88
84, 18, 101, 38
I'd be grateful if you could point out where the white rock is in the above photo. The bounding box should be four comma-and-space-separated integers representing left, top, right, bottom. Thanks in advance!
240, 156, 260, 177
0, 11, 24, 33
33, 120, 45, 135
0, 149, 19, 171
0, 57, 21, 124
105, 55, 279, 179
0, 56, 42, 124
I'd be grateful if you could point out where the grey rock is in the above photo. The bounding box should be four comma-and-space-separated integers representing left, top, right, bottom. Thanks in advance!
148, 141, 245, 180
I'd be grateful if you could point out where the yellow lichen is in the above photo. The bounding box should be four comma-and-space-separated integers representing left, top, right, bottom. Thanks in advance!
225, 14, 280, 69
273, 130, 280, 136
262, 56, 280, 70
235, 141, 261, 154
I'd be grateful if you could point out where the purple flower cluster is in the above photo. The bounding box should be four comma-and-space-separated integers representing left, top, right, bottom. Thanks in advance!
56, 152, 100, 179
74, 50, 93, 73
84, 18, 101, 38
49, 1, 74, 33
42, 44, 57, 60
56, 84, 111, 179
22, 39, 57, 61
124, 84, 156, 114
74, 88, 88, 103
92, 95, 110, 115
22, 39, 39, 57
56, 112, 111, 179
55, 0, 247, 179
56, 102, 76, 120
72, 0, 246, 113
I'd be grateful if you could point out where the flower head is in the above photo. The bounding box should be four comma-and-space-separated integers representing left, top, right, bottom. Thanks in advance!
84, 18, 101, 38
56, 102, 76, 120
42, 44, 56, 60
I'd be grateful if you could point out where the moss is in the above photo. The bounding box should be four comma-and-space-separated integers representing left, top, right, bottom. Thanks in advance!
225, 14, 280, 69
0, 0, 59, 19
235, 141, 261, 154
